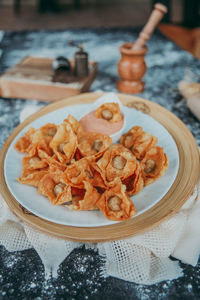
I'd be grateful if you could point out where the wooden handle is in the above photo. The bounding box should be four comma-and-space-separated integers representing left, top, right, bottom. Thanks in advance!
132, 3, 168, 51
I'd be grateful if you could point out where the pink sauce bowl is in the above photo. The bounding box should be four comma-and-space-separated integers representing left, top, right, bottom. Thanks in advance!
79, 93, 126, 143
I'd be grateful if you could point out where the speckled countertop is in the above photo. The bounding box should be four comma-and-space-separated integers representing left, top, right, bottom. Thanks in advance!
0, 28, 200, 300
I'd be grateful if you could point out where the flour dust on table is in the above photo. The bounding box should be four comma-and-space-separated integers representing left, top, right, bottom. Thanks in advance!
0, 28, 200, 299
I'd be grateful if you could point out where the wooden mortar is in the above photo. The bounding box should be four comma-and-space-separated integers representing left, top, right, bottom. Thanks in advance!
117, 42, 148, 94
117, 3, 167, 94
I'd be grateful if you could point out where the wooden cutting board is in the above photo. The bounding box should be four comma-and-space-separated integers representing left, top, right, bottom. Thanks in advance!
0, 56, 97, 102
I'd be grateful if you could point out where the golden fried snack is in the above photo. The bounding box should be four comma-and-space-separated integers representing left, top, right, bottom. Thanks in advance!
122, 163, 144, 195
97, 144, 137, 183
74, 148, 83, 161
140, 146, 169, 186
17, 154, 49, 187
22, 155, 48, 171
55, 184, 72, 205
63, 158, 94, 189
96, 181, 136, 221
132, 132, 158, 160
38, 172, 72, 205
38, 123, 57, 140
120, 126, 142, 149
19, 156, 47, 178
18, 170, 48, 187
95, 103, 123, 123
15, 124, 57, 158
71, 186, 85, 198
26, 131, 53, 158
14, 127, 36, 153
90, 163, 107, 189
67, 181, 100, 211
14, 107, 169, 223
77, 131, 112, 159
38, 149, 66, 171
120, 126, 157, 160
64, 114, 83, 135
50, 122, 77, 164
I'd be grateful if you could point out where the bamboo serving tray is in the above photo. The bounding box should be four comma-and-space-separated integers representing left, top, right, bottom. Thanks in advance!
0, 92, 199, 242
0, 56, 97, 101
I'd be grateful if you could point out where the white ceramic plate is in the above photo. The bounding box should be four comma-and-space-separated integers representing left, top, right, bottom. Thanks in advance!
4, 103, 179, 227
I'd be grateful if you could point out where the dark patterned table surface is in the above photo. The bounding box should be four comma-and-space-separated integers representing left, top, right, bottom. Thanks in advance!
0, 28, 200, 300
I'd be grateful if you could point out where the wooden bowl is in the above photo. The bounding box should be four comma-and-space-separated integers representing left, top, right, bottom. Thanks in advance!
0, 92, 199, 242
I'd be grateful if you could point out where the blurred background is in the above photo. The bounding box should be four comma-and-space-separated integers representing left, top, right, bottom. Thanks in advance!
0, 0, 199, 58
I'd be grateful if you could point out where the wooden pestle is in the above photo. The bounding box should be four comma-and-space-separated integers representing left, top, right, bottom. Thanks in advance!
132, 3, 168, 51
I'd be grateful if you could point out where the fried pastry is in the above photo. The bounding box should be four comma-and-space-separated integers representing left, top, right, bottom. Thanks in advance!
14, 104, 169, 223
38, 171, 71, 205
96, 181, 136, 221
50, 122, 77, 164
140, 146, 169, 186
63, 158, 94, 189
95, 103, 123, 123
77, 131, 112, 159
120, 126, 157, 160
64, 114, 83, 135
18, 169, 48, 187
122, 163, 144, 195
17, 154, 49, 187
14, 127, 36, 153
97, 144, 137, 184
67, 181, 100, 211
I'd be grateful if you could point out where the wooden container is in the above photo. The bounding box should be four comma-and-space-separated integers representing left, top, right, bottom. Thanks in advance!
0, 92, 199, 242
0, 56, 97, 102
117, 43, 148, 94
117, 3, 167, 94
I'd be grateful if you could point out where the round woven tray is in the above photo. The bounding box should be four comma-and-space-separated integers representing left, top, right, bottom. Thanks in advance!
0, 92, 199, 242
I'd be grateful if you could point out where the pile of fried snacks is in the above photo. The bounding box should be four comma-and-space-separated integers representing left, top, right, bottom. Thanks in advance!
15, 113, 168, 221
